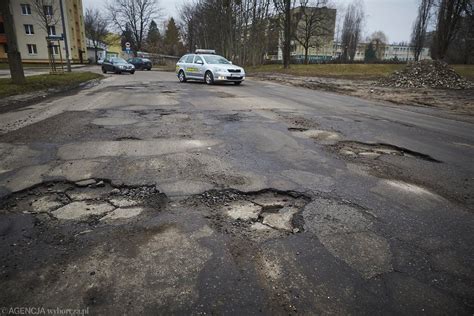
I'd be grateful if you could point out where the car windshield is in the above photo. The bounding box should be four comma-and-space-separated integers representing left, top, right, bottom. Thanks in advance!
112, 58, 127, 63
142, 58, 151, 62
202, 55, 230, 64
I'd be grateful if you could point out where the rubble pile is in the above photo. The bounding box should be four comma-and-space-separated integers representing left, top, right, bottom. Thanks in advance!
378, 60, 473, 89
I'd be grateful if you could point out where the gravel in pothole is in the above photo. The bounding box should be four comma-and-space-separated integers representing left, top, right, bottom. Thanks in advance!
193, 190, 310, 241
0, 180, 167, 225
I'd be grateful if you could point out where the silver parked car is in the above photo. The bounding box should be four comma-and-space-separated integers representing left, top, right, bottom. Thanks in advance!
176, 49, 245, 85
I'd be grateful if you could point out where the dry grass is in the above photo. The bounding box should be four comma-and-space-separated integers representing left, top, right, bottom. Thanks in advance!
247, 64, 406, 80
249, 63, 474, 81
452, 65, 474, 81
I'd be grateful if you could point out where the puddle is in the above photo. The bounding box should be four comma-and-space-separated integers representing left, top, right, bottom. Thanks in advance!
383, 180, 442, 198
332, 141, 441, 162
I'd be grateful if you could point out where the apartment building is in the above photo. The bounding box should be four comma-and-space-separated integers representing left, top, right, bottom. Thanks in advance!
333, 42, 431, 62
0, 0, 86, 63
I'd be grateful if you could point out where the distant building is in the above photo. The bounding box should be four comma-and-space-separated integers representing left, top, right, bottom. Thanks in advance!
0, 0, 86, 63
266, 6, 337, 62
333, 42, 431, 62
86, 38, 107, 62
104, 33, 121, 59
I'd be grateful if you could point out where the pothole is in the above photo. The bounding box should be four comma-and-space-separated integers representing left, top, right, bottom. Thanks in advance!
289, 128, 342, 143
216, 92, 236, 98
115, 136, 142, 141
192, 189, 310, 241
217, 113, 242, 122
331, 141, 441, 162
287, 127, 308, 132
0, 180, 167, 225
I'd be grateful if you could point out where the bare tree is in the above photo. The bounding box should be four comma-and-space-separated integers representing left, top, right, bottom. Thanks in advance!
0, 0, 25, 84
411, 0, 434, 61
432, 0, 469, 60
84, 8, 108, 63
340, 0, 364, 62
178, 0, 272, 66
30, 0, 61, 34
106, 0, 161, 52
273, 0, 294, 68
292, 0, 335, 64
369, 30, 387, 60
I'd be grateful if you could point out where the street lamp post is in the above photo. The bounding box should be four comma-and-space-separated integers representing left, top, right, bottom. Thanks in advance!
59, 0, 71, 72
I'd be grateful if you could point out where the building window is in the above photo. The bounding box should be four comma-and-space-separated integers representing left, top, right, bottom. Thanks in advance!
0, 22, 4, 34
21, 4, 31, 15
52, 45, 59, 55
43, 5, 53, 16
24, 24, 34, 35
47, 26, 56, 36
27, 44, 37, 55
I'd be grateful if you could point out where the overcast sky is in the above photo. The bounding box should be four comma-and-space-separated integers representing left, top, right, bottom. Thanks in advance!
83, 0, 418, 43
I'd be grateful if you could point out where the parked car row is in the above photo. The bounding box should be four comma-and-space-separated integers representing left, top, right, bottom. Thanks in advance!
99, 50, 246, 86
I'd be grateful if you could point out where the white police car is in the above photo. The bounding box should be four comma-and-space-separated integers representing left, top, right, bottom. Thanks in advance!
176, 49, 245, 85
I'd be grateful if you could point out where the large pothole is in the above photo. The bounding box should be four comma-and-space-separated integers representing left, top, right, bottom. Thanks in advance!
331, 141, 441, 162
191, 189, 310, 241
0, 179, 167, 225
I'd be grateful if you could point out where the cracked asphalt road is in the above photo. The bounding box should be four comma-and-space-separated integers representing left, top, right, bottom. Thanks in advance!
0, 71, 473, 314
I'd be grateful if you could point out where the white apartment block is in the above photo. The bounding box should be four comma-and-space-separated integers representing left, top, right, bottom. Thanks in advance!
0, 0, 87, 63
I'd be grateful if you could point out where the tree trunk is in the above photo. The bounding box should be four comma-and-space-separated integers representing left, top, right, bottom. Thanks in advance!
1, 0, 25, 84
304, 46, 309, 64
94, 47, 98, 63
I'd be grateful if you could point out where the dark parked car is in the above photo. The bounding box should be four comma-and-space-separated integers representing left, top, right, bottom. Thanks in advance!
102, 57, 135, 74
127, 57, 152, 70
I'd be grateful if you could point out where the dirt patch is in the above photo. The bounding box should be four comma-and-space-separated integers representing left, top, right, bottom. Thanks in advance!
252, 73, 474, 117
275, 112, 320, 130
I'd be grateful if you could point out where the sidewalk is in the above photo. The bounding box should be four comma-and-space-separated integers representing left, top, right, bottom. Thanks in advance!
0, 64, 90, 78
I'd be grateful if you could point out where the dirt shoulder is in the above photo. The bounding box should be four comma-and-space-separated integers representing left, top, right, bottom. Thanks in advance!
249, 72, 474, 117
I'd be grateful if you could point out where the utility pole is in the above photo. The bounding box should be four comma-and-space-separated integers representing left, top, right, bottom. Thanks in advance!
59, 0, 71, 72
0, 0, 25, 84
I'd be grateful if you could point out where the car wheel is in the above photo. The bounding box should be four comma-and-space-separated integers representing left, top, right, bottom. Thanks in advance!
234, 81, 242, 85
102, 67, 107, 74
205, 71, 214, 85
147, 68, 151, 71
130, 70, 135, 74
178, 70, 187, 83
